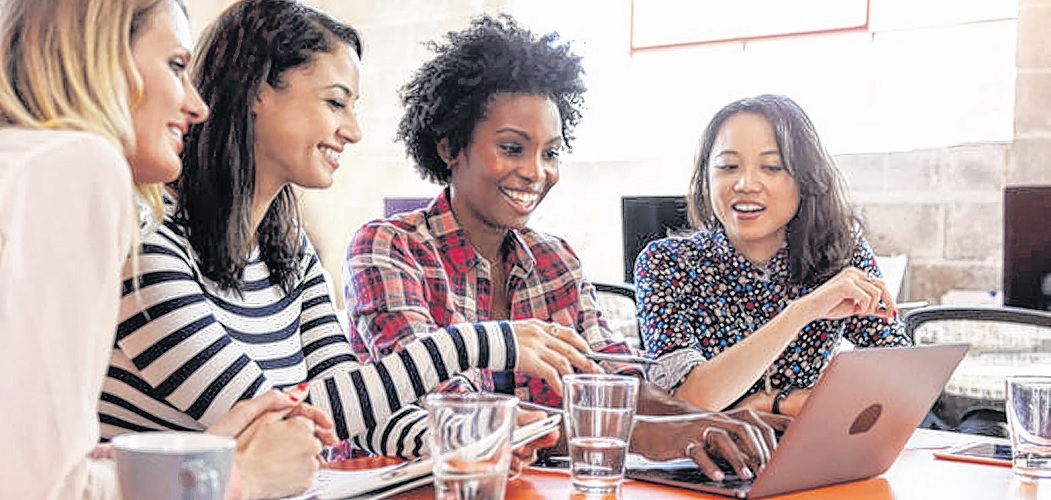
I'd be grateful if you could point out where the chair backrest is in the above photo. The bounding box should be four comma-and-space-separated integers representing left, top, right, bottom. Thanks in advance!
592, 282, 642, 350
905, 305, 1051, 431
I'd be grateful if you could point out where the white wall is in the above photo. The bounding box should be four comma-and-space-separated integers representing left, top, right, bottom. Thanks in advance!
512, 0, 1017, 161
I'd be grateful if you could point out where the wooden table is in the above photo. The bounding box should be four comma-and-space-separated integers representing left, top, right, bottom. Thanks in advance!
329, 431, 1051, 499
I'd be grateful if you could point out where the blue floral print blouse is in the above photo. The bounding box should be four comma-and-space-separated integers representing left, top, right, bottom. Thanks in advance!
634, 228, 911, 398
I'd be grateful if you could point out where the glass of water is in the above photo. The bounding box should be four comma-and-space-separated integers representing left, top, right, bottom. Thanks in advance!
425, 392, 519, 500
1006, 375, 1051, 478
563, 374, 640, 495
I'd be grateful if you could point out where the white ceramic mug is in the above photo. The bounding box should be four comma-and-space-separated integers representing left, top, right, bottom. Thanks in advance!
112, 431, 236, 500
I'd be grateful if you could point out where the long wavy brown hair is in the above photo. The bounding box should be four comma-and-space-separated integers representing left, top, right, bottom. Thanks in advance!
179, 0, 361, 293
687, 94, 859, 286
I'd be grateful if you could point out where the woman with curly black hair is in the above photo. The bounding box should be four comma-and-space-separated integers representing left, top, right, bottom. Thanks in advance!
345, 14, 788, 481
396, 16, 585, 187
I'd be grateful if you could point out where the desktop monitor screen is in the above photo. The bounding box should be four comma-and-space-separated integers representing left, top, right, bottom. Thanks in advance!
1004, 186, 1051, 311
621, 196, 691, 283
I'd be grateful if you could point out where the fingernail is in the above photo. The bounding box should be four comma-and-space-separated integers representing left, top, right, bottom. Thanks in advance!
297, 382, 309, 391
741, 466, 754, 480
711, 470, 725, 482
289, 394, 300, 402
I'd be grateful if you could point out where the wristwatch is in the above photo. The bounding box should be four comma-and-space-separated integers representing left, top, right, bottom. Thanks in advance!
772, 385, 796, 415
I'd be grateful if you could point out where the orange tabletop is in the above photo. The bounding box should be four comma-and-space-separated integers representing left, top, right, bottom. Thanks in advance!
327, 431, 1051, 500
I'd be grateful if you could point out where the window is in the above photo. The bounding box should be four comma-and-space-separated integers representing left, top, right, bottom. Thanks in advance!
631, 0, 869, 51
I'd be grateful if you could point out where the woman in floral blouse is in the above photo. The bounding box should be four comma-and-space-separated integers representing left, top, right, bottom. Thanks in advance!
635, 94, 911, 417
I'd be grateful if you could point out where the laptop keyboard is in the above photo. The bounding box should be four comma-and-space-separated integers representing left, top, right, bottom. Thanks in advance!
633, 468, 754, 490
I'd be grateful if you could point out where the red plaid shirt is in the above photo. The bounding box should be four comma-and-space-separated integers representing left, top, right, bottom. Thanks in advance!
344, 189, 635, 407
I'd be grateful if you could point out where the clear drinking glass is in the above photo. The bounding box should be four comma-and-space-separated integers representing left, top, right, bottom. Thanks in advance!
425, 392, 519, 500
563, 374, 640, 495
1006, 375, 1051, 478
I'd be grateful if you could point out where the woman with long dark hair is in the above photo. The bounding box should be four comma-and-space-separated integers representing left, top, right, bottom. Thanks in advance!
100, 0, 591, 472
636, 94, 911, 417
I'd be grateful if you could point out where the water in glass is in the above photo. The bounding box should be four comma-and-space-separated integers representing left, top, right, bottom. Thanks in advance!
434, 458, 508, 500
569, 436, 629, 492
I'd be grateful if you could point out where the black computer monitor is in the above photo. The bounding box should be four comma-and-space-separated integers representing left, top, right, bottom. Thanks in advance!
621, 196, 692, 283
1003, 186, 1051, 311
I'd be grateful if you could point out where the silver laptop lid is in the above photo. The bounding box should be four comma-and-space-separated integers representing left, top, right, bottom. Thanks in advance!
627, 343, 969, 498
748, 343, 969, 497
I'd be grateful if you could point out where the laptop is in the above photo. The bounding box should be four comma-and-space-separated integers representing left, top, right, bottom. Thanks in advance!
627, 343, 969, 498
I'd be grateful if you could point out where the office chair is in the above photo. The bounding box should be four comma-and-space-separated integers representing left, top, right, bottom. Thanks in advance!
592, 282, 642, 350
906, 305, 1051, 436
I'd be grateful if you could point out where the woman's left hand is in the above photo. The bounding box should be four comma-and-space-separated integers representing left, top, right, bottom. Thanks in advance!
508, 408, 559, 480
735, 389, 812, 417
793, 267, 898, 323
734, 391, 776, 414
208, 388, 338, 499
773, 389, 811, 417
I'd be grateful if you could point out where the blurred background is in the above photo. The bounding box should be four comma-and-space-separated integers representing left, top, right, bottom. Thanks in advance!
186, 0, 1049, 309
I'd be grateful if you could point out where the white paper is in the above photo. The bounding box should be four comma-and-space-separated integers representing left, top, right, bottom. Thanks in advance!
905, 429, 1005, 451
625, 453, 698, 471
287, 418, 562, 498
531, 453, 698, 475
283, 464, 400, 500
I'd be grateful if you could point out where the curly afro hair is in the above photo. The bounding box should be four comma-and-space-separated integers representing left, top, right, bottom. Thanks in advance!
396, 14, 586, 185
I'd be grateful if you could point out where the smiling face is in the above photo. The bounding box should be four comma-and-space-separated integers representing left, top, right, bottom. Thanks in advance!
251, 42, 362, 197
708, 112, 801, 262
446, 93, 563, 235
127, 0, 208, 183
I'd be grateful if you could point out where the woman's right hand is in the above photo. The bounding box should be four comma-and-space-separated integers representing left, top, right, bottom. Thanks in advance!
793, 267, 897, 323
510, 319, 604, 397
207, 388, 338, 499
631, 410, 791, 482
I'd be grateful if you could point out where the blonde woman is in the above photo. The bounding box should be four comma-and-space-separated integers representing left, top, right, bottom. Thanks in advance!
0, 0, 336, 498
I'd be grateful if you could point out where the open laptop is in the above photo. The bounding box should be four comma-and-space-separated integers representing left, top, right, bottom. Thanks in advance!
627, 343, 969, 498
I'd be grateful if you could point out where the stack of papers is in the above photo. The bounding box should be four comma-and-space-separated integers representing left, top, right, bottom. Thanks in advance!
285, 460, 432, 500
285, 415, 562, 499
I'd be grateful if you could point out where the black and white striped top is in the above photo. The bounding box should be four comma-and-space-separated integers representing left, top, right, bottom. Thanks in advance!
98, 211, 517, 458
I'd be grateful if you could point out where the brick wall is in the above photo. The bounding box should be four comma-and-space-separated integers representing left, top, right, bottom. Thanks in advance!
843, 145, 1008, 302
1012, 0, 1051, 185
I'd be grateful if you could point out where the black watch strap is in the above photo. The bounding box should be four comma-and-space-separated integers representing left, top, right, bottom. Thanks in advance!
772, 385, 795, 415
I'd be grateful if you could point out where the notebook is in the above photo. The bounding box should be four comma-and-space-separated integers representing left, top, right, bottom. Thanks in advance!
627, 343, 969, 498
305, 414, 562, 500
